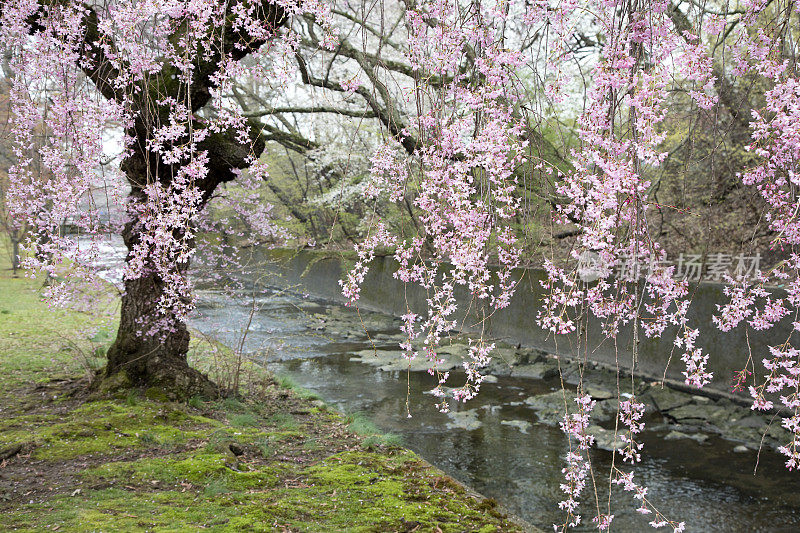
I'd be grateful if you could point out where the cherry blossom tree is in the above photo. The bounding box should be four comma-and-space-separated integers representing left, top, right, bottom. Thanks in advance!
0, 0, 337, 396
331, 0, 799, 529
2, 0, 800, 529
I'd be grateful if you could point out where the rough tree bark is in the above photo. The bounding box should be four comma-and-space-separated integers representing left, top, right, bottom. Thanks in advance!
102, 119, 269, 397
2, 1, 287, 397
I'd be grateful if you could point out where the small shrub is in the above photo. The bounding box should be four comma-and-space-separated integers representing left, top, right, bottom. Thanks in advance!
275, 374, 296, 390
125, 389, 138, 406
258, 438, 274, 458
302, 438, 321, 451
138, 432, 158, 445
362, 433, 402, 449
221, 397, 247, 413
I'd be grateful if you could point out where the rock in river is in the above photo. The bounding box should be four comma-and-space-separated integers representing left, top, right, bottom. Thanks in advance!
501, 419, 532, 434
446, 409, 482, 431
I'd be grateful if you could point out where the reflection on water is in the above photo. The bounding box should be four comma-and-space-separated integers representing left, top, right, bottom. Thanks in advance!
191, 288, 800, 532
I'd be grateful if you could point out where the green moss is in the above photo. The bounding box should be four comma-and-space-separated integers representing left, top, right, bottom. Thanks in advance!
0, 399, 220, 461
0, 242, 527, 533
344, 411, 402, 447
85, 452, 286, 492
145, 386, 171, 402
252, 450, 511, 532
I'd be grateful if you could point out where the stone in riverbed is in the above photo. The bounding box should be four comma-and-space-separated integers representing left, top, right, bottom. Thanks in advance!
732, 414, 767, 428
725, 425, 762, 443
669, 404, 735, 428
524, 390, 618, 425
511, 362, 559, 380
350, 349, 462, 372
445, 409, 482, 431
646, 386, 694, 412
524, 391, 571, 425
664, 430, 709, 444
501, 419, 532, 434
585, 386, 615, 400
587, 425, 625, 452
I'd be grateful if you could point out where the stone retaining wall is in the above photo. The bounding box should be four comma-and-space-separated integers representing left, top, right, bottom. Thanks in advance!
250, 248, 797, 400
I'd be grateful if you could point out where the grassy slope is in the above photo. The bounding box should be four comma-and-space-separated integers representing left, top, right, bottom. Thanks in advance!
0, 260, 530, 532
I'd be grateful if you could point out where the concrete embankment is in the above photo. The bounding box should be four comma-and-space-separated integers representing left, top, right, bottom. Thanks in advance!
250, 248, 798, 401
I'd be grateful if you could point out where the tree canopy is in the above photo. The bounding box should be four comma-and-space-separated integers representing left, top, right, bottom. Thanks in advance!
1, 0, 799, 530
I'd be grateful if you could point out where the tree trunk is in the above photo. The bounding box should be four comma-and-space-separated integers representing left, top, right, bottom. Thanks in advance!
99, 204, 217, 400
11, 236, 19, 276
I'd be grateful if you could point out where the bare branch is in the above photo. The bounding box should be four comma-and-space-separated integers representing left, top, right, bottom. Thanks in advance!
243, 105, 378, 119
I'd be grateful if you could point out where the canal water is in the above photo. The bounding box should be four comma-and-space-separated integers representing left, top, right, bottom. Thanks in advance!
190, 287, 800, 532
83, 237, 800, 531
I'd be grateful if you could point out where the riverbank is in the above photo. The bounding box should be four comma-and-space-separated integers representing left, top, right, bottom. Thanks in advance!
250, 248, 795, 402
0, 264, 532, 531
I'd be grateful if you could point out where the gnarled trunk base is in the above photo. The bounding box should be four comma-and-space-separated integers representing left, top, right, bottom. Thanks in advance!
96, 267, 217, 401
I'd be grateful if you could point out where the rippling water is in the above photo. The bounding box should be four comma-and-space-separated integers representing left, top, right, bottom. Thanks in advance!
78, 236, 800, 531
191, 288, 800, 532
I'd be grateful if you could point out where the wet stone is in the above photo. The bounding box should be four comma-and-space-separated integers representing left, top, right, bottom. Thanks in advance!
523, 391, 615, 425
519, 348, 548, 365
670, 404, 735, 428
372, 333, 404, 342
435, 343, 471, 357
511, 362, 559, 380
668, 405, 714, 422
560, 364, 584, 385
350, 349, 462, 372
732, 414, 767, 428
446, 409, 482, 431
524, 391, 570, 425
664, 430, 709, 444
592, 399, 624, 422
585, 386, 615, 400
588, 425, 625, 452
724, 425, 762, 443
490, 347, 520, 365
501, 419, 532, 434
647, 386, 695, 412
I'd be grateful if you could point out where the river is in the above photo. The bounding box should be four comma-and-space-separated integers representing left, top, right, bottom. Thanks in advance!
85, 238, 800, 532
190, 286, 800, 532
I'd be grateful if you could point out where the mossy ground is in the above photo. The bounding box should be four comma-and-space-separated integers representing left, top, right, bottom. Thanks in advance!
0, 258, 528, 532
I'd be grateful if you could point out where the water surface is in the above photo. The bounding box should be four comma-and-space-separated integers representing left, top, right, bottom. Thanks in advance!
191, 288, 800, 532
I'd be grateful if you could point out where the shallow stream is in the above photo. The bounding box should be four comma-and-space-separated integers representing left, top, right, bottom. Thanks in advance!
191, 288, 800, 532
82, 237, 800, 531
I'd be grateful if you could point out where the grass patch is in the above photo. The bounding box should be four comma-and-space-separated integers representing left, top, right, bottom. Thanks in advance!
344, 411, 403, 447
274, 373, 321, 400
229, 412, 259, 427
0, 242, 529, 532
268, 412, 299, 431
